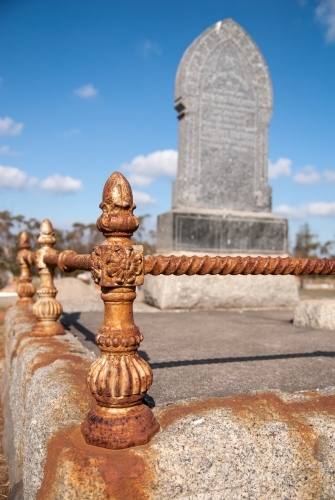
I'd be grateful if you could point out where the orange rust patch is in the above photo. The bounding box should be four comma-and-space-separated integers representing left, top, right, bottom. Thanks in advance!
157, 391, 335, 471
29, 337, 89, 376
37, 426, 155, 500
158, 392, 335, 430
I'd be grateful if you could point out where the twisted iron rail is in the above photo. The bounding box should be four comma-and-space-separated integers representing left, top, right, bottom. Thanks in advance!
43, 252, 335, 277
144, 255, 335, 276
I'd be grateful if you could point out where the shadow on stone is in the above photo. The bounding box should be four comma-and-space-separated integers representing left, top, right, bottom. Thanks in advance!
61, 312, 96, 343
149, 350, 335, 370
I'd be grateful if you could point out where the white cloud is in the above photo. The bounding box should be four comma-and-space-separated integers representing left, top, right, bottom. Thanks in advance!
122, 149, 178, 182
133, 190, 156, 205
0, 164, 27, 189
275, 201, 335, 218
316, 0, 335, 42
63, 128, 80, 138
138, 39, 162, 57
74, 84, 98, 98
324, 170, 335, 181
0, 116, 24, 136
40, 174, 83, 194
0, 165, 83, 194
0, 145, 22, 156
293, 165, 320, 184
128, 174, 153, 187
274, 204, 305, 218
268, 158, 292, 179
27, 177, 39, 187
121, 149, 177, 202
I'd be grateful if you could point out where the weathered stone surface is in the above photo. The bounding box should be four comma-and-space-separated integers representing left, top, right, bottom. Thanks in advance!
173, 18, 272, 212
4, 306, 335, 499
294, 299, 335, 331
144, 273, 299, 310
23, 391, 335, 499
2, 305, 96, 499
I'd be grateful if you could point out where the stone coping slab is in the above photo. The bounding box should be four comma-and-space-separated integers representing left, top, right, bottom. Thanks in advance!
294, 299, 335, 331
3, 305, 335, 499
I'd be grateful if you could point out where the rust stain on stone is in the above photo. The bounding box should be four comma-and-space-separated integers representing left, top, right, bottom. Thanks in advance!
157, 391, 335, 473
37, 426, 155, 500
158, 392, 335, 430
29, 338, 89, 376
155, 391, 335, 496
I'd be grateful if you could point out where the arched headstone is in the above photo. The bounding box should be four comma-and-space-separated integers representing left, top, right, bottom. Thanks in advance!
173, 19, 272, 212
157, 19, 288, 255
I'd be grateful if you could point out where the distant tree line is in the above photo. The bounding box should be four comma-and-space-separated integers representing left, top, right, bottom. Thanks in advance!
0, 211, 156, 284
293, 222, 335, 259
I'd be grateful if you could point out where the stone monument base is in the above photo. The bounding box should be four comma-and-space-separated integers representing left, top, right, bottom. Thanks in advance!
143, 264, 299, 310
157, 209, 288, 254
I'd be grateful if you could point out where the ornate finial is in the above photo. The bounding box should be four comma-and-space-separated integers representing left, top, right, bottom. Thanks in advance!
31, 219, 65, 336
82, 172, 159, 449
37, 219, 56, 246
96, 172, 139, 238
16, 231, 35, 306
19, 231, 31, 250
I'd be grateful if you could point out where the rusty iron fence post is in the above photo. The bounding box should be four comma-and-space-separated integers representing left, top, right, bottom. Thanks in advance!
81, 172, 160, 449
31, 219, 65, 336
34, 171, 335, 451
16, 231, 36, 306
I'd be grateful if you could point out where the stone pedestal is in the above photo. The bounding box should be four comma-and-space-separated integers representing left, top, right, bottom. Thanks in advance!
157, 209, 287, 254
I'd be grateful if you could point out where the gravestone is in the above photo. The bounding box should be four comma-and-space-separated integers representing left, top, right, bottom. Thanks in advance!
144, 19, 298, 309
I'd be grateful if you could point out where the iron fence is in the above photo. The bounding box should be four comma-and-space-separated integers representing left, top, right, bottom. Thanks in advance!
15, 171, 335, 450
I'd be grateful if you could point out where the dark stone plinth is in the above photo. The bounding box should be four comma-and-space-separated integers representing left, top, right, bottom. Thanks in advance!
157, 210, 287, 254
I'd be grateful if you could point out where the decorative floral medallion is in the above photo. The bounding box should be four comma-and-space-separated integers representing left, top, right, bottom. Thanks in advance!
91, 244, 144, 287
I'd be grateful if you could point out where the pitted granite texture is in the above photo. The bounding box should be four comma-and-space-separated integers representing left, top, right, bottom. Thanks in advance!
4, 305, 335, 499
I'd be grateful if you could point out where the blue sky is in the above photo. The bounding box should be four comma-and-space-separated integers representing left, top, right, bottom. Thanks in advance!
0, 0, 334, 250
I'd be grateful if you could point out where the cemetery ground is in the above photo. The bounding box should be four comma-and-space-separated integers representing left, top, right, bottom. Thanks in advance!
62, 306, 335, 403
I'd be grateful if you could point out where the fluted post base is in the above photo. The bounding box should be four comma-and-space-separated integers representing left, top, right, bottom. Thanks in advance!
82, 403, 160, 450
30, 319, 65, 337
